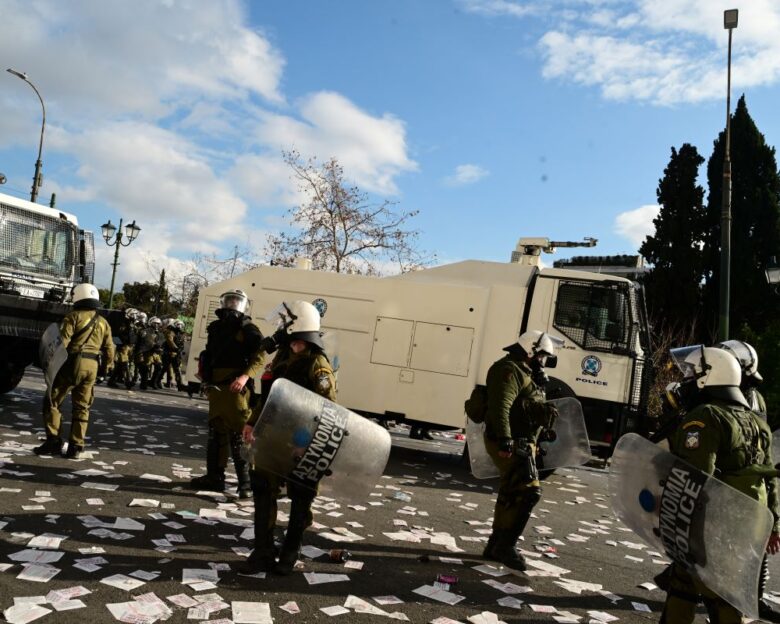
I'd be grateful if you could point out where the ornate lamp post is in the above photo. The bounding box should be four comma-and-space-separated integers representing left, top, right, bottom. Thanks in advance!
101, 219, 141, 309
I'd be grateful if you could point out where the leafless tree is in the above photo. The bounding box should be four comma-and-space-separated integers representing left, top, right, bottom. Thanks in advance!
264, 151, 432, 274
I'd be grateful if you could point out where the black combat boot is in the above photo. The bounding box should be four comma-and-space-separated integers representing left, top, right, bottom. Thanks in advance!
275, 492, 313, 575
489, 529, 527, 571
230, 433, 252, 500
64, 443, 84, 460
482, 533, 498, 559
188, 429, 225, 491
34, 436, 63, 456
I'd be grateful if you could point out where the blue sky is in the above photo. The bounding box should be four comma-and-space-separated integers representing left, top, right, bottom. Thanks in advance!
1, 0, 779, 290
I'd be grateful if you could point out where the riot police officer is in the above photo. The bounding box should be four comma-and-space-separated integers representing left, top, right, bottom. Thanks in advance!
163, 319, 186, 391
108, 307, 138, 389
190, 290, 265, 498
481, 330, 562, 571
35, 284, 115, 459
241, 300, 337, 575
661, 345, 780, 624
716, 340, 780, 623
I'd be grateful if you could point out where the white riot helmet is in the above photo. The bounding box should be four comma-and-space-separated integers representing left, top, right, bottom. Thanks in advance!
282, 300, 324, 349
125, 307, 139, 320
161, 318, 173, 329
174, 319, 185, 331
717, 340, 762, 383
671, 345, 741, 388
514, 330, 565, 367
149, 316, 163, 329
136, 312, 148, 326
220, 289, 249, 315
72, 283, 100, 309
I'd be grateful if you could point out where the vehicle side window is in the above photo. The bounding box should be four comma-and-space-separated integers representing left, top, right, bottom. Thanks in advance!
553, 281, 630, 351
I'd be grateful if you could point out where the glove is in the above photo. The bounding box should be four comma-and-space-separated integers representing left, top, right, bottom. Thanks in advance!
539, 428, 557, 443
259, 328, 289, 355
544, 404, 559, 429
498, 438, 514, 455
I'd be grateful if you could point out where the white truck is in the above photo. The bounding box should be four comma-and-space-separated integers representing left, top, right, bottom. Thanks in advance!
0, 190, 96, 393
186, 238, 652, 456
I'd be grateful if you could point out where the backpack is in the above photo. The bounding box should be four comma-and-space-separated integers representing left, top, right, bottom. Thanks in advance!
464, 384, 488, 423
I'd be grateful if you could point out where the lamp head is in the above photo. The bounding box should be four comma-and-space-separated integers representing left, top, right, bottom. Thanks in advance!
6, 68, 27, 80
724, 9, 738, 29
125, 220, 141, 243
101, 220, 117, 243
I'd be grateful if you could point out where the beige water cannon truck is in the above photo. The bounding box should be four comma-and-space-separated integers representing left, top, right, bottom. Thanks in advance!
186, 237, 653, 456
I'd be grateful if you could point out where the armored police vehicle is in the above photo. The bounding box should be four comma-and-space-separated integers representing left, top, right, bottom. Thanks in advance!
0, 190, 95, 393
186, 238, 652, 456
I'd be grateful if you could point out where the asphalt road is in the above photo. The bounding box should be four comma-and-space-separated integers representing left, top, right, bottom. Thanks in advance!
0, 370, 772, 623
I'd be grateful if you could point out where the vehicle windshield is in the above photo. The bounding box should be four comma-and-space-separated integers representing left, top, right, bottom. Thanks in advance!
0, 203, 75, 280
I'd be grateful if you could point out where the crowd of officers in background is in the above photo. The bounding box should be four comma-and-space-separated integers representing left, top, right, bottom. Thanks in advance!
106, 308, 188, 392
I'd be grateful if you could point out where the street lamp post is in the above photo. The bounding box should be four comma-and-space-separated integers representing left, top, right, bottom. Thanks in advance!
6, 68, 46, 203
767, 257, 780, 293
101, 218, 141, 309
718, 9, 739, 342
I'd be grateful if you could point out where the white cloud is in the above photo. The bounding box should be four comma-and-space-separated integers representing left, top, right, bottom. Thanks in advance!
0, 0, 285, 123
464, 0, 780, 105
0, 1, 419, 291
444, 164, 490, 187
614, 204, 660, 247
51, 121, 248, 244
457, 0, 536, 18
253, 92, 418, 195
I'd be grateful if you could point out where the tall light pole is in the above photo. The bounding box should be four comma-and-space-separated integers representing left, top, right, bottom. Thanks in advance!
101, 219, 141, 309
6, 68, 46, 203
718, 9, 738, 342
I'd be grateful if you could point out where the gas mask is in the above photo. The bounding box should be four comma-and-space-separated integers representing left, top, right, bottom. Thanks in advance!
530, 357, 549, 389
661, 379, 700, 415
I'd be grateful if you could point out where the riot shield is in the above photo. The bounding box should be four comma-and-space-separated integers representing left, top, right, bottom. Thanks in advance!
609, 433, 772, 619
38, 323, 68, 391
465, 417, 497, 479
465, 397, 590, 480
251, 378, 391, 503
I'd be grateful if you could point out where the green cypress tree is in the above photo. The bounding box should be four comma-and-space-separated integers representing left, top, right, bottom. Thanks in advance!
703, 95, 780, 335
640, 144, 707, 336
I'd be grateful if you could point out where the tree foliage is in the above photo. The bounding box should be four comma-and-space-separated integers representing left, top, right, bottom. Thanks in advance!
702, 95, 780, 335
265, 151, 431, 274
640, 144, 707, 335
121, 280, 177, 317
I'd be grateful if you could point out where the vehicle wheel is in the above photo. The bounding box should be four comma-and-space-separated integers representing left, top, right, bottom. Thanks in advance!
0, 367, 24, 394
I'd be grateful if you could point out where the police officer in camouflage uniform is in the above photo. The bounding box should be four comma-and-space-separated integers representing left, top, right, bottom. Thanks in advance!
240, 300, 337, 575
661, 345, 780, 624
189, 290, 265, 498
35, 284, 115, 460
163, 319, 186, 391
108, 307, 139, 389
716, 340, 780, 623
481, 329, 562, 571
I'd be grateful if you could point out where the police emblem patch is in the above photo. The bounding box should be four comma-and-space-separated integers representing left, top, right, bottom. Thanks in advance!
685, 430, 700, 449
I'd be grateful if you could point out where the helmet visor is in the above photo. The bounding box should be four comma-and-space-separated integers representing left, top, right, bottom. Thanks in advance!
670, 345, 705, 379
265, 302, 295, 329
221, 293, 248, 314
718, 340, 756, 374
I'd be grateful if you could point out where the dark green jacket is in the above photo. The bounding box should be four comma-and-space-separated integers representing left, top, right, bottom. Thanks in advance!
484, 352, 549, 442
671, 399, 780, 531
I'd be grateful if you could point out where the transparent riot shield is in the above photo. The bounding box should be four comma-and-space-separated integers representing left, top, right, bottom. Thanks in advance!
466, 397, 590, 480
465, 418, 497, 479
39, 323, 68, 391
539, 397, 590, 470
609, 433, 772, 619
251, 378, 391, 503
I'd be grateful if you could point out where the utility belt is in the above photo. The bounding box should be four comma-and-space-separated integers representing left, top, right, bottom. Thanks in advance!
68, 351, 100, 361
